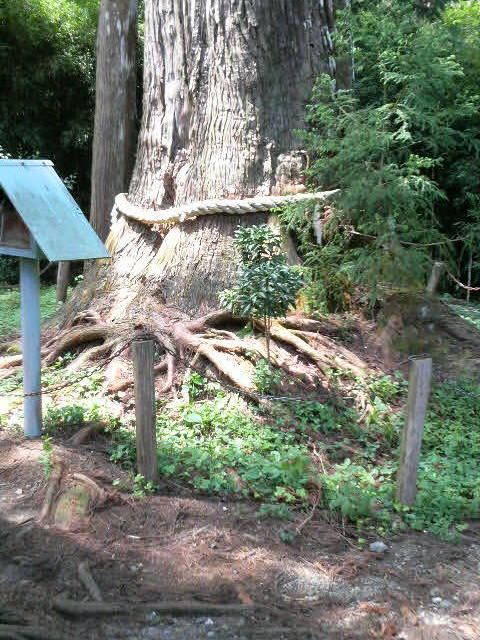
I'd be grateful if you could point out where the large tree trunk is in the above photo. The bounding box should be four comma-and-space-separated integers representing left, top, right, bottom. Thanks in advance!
87, 0, 341, 318
51, 1, 360, 396
90, 0, 138, 242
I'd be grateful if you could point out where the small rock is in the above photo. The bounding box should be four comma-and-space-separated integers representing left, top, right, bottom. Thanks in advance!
369, 541, 388, 553
145, 611, 158, 622
205, 618, 214, 627
15, 489, 23, 496
439, 599, 453, 609
207, 632, 215, 638
432, 597, 442, 604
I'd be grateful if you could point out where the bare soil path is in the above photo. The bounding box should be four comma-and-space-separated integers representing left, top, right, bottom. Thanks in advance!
0, 434, 479, 640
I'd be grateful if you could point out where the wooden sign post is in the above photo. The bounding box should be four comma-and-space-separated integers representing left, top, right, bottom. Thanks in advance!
396, 356, 432, 506
20, 258, 42, 437
0, 159, 110, 437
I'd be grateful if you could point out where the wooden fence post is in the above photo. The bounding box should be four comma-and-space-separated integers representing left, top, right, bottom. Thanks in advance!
396, 356, 432, 506
56, 261, 71, 303
132, 339, 158, 484
426, 261, 445, 295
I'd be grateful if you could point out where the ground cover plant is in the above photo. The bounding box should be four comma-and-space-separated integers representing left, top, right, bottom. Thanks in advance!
104, 367, 480, 541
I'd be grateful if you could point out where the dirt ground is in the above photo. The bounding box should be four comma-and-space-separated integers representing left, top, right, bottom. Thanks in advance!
0, 434, 479, 640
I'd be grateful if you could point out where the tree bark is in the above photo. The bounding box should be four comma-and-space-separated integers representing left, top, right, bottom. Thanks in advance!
83, 0, 341, 319
90, 0, 138, 241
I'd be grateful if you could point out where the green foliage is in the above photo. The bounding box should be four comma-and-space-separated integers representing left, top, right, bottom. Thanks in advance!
181, 371, 208, 402
0, 0, 99, 206
0, 257, 19, 286
409, 379, 480, 538
445, 297, 480, 331
221, 225, 304, 319
105, 366, 480, 539
0, 286, 58, 338
110, 393, 312, 505
43, 402, 104, 437
322, 460, 396, 523
253, 359, 282, 394
282, 0, 480, 309
132, 474, 156, 498
39, 435, 54, 478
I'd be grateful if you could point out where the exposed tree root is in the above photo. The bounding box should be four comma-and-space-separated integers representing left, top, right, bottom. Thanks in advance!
0, 295, 371, 404
107, 360, 167, 393
53, 597, 256, 617
160, 352, 176, 393
196, 343, 256, 394
71, 310, 103, 327
44, 325, 111, 365
0, 355, 24, 370
291, 330, 367, 376
38, 459, 64, 524
68, 422, 109, 446
78, 560, 103, 602
264, 322, 330, 375
65, 338, 120, 373
0, 366, 21, 380
0, 626, 63, 640
280, 314, 344, 334
265, 322, 367, 378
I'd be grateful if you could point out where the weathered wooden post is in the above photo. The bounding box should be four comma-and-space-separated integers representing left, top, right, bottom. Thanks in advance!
56, 261, 71, 303
133, 339, 158, 484
396, 356, 432, 506
426, 261, 445, 295
0, 159, 110, 437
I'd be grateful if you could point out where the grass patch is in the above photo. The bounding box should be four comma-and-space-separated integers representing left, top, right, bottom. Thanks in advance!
0, 285, 58, 337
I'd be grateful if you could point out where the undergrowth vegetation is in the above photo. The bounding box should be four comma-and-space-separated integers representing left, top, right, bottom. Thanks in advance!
280, 0, 480, 311
106, 370, 480, 541
1, 329, 478, 541
0, 285, 58, 338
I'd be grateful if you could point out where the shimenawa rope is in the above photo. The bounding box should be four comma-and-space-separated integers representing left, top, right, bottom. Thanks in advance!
114, 190, 340, 226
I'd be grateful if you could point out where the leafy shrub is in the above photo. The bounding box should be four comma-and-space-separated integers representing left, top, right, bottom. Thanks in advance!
281, 0, 480, 309
322, 460, 396, 523
253, 359, 282, 394
43, 403, 103, 436
220, 225, 304, 360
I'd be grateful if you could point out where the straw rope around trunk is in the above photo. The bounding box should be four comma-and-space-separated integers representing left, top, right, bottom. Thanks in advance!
114, 190, 340, 226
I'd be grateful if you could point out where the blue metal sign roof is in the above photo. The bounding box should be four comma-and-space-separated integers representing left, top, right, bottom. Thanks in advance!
0, 159, 110, 262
